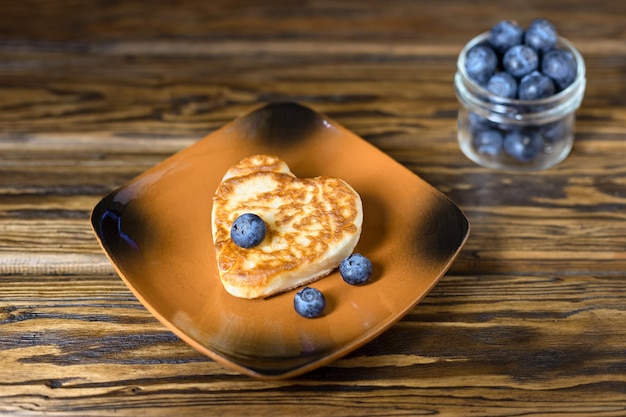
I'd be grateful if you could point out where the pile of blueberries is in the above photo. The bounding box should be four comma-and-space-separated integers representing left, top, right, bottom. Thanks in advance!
463, 19, 578, 162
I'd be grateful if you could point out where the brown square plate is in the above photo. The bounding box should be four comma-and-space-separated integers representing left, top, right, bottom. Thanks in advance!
91, 102, 469, 379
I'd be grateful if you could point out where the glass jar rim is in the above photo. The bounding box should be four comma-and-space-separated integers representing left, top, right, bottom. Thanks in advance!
455, 32, 586, 124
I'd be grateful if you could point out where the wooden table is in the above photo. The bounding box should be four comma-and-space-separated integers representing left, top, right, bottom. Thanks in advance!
2, 1, 625, 415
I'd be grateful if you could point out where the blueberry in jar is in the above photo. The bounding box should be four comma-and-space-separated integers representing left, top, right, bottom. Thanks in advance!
468, 112, 495, 132
525, 18, 558, 53
503, 45, 539, 79
464, 44, 499, 85
339, 253, 373, 285
230, 213, 266, 248
294, 287, 326, 318
542, 48, 577, 90
504, 129, 544, 162
486, 72, 518, 99
518, 71, 556, 100
488, 20, 524, 53
473, 129, 504, 156
539, 120, 568, 145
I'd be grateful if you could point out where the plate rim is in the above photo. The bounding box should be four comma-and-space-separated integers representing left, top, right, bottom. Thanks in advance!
90, 101, 470, 379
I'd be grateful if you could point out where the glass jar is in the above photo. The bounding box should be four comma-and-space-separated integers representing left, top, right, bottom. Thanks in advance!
455, 33, 586, 171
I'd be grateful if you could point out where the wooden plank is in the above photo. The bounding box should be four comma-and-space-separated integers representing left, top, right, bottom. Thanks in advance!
0, 273, 624, 415
1, 0, 625, 415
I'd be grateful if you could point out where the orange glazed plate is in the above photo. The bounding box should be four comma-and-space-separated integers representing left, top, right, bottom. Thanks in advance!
91, 102, 469, 379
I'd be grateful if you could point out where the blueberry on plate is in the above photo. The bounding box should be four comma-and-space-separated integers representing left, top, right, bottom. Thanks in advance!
464, 44, 499, 85
294, 287, 326, 318
542, 48, 577, 90
231, 213, 266, 248
473, 129, 504, 156
525, 18, 558, 53
504, 129, 544, 162
503, 45, 539, 79
518, 71, 556, 100
339, 253, 373, 285
486, 72, 518, 99
488, 20, 524, 53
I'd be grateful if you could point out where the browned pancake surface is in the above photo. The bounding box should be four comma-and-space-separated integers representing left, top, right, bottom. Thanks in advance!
212, 154, 362, 298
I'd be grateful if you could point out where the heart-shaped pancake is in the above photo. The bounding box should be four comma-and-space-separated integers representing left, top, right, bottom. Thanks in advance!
212, 154, 363, 299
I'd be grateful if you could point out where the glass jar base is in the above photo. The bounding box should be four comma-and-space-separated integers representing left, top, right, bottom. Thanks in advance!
456, 107, 576, 171
458, 129, 574, 171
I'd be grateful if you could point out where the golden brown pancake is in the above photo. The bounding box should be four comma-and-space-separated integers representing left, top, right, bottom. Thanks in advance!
212, 154, 363, 299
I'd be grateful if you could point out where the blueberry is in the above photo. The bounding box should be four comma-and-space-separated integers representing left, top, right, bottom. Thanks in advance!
230, 213, 266, 248
525, 18, 558, 53
468, 112, 494, 132
473, 129, 504, 156
504, 129, 544, 162
542, 48, 577, 90
488, 20, 524, 53
518, 71, 556, 100
339, 253, 373, 285
486, 72, 518, 99
539, 120, 567, 144
503, 45, 539, 79
464, 44, 499, 85
294, 287, 325, 318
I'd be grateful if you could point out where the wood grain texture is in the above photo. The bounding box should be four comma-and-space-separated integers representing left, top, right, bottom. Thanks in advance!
1, 0, 626, 415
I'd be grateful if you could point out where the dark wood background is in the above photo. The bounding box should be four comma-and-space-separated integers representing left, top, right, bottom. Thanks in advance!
1, 1, 625, 415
